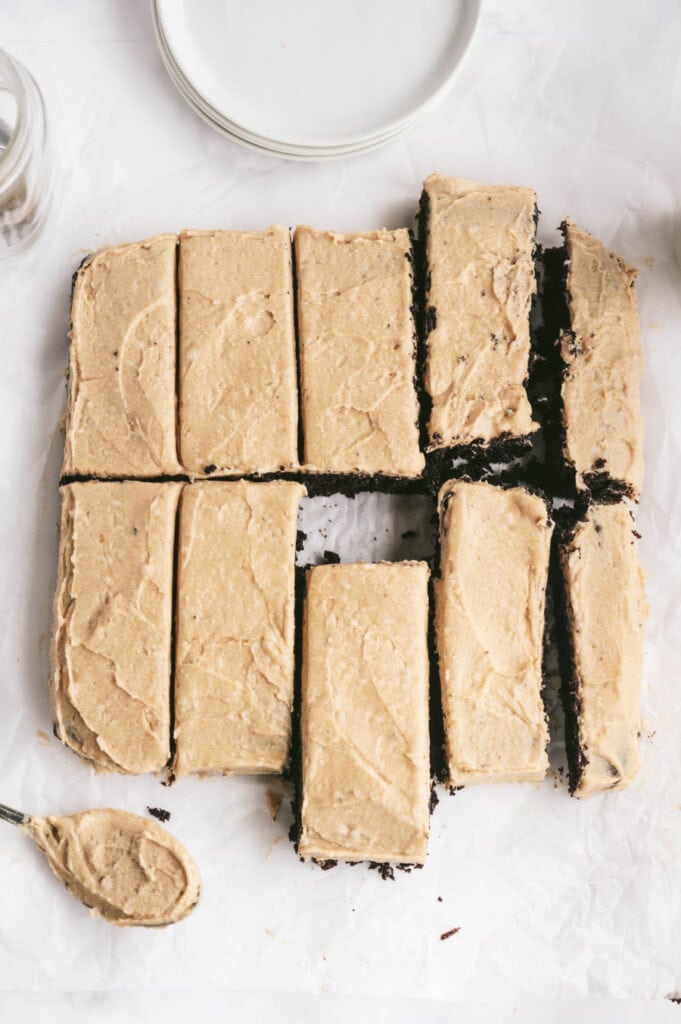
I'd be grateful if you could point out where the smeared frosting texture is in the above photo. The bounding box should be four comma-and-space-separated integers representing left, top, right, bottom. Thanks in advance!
51, 482, 180, 774
64, 234, 181, 476
296, 227, 424, 477
423, 174, 538, 448
562, 219, 644, 496
561, 504, 648, 798
179, 227, 298, 475
173, 481, 303, 776
299, 562, 430, 864
435, 480, 552, 785
27, 809, 200, 927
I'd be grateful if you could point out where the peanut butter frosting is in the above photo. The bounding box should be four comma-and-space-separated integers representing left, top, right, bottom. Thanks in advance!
63, 234, 181, 477
179, 228, 298, 475
295, 226, 424, 477
299, 562, 430, 864
27, 809, 200, 927
51, 482, 180, 774
561, 504, 648, 798
561, 219, 644, 497
435, 480, 552, 785
423, 174, 538, 448
173, 480, 304, 777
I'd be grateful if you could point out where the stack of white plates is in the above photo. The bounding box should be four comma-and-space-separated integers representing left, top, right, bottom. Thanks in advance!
152, 0, 481, 161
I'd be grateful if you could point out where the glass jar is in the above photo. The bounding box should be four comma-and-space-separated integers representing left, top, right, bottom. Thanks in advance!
0, 48, 54, 261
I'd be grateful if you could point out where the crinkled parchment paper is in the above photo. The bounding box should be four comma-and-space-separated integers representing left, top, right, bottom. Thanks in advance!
0, 0, 680, 1001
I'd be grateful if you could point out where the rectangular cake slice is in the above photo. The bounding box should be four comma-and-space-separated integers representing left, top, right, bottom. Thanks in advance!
557, 504, 647, 798
178, 227, 298, 476
173, 480, 304, 777
559, 219, 644, 500
51, 481, 180, 773
299, 562, 430, 864
295, 226, 424, 479
421, 174, 538, 456
63, 235, 181, 477
435, 480, 552, 785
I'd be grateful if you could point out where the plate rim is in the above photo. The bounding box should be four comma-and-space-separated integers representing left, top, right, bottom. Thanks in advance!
156, 38, 415, 162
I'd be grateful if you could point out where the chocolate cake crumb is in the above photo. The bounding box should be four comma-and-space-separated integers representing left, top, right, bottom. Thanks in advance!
322, 550, 341, 563
369, 862, 395, 881
147, 806, 171, 823
437, 896, 443, 902
296, 529, 307, 551
203, 464, 217, 475
440, 927, 460, 941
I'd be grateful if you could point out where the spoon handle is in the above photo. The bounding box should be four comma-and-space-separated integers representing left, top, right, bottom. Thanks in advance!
0, 803, 29, 826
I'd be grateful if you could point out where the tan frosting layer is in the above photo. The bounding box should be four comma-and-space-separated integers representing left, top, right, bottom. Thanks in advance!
562, 220, 644, 496
435, 480, 552, 785
296, 227, 424, 477
299, 562, 430, 864
63, 234, 181, 477
562, 504, 648, 798
179, 228, 298, 475
27, 809, 200, 927
423, 174, 538, 448
51, 482, 180, 774
173, 480, 304, 777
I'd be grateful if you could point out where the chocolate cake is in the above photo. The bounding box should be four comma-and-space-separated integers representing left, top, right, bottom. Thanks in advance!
295, 226, 424, 483
419, 174, 539, 480
173, 479, 304, 777
552, 220, 644, 502
51, 481, 180, 773
553, 503, 648, 798
63, 235, 181, 478
435, 479, 553, 785
178, 227, 299, 476
298, 561, 430, 864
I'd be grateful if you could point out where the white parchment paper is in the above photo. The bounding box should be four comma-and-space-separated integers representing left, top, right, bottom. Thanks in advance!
0, 0, 680, 1002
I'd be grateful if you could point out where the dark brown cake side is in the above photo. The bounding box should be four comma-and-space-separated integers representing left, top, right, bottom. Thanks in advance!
549, 511, 587, 794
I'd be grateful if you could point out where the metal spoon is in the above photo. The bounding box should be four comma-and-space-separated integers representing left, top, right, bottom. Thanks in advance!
0, 801, 27, 826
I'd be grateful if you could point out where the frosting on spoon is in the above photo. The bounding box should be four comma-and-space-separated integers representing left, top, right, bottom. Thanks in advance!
26, 808, 200, 927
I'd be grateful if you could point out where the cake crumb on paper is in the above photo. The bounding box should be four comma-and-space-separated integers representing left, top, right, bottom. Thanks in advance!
440, 927, 461, 941
147, 806, 171, 823
265, 784, 285, 821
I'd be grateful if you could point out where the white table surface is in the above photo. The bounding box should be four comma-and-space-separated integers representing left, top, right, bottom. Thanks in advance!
1, 1, 680, 1021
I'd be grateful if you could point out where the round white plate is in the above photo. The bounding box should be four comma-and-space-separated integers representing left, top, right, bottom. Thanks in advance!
153, 13, 439, 161
152, 9, 413, 158
154, 0, 480, 150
